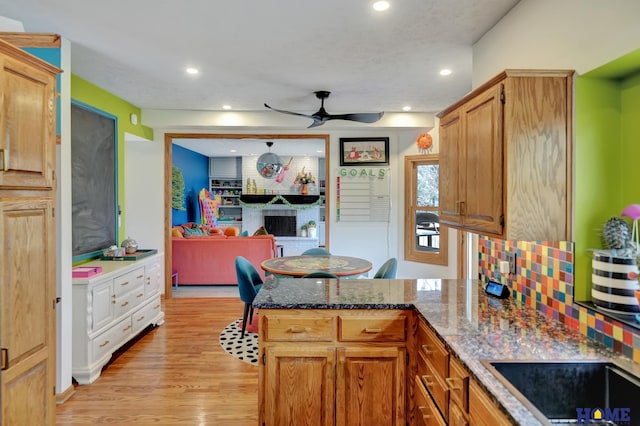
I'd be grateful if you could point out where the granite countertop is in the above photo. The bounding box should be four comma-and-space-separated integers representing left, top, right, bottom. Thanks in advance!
253, 277, 640, 426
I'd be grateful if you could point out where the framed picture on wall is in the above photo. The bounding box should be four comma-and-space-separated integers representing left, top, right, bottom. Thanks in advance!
339, 137, 389, 166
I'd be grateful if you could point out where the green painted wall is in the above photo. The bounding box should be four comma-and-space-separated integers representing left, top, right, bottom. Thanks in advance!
574, 62, 640, 301
70, 74, 154, 241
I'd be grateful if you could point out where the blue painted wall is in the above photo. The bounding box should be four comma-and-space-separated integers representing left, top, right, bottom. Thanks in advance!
172, 144, 208, 226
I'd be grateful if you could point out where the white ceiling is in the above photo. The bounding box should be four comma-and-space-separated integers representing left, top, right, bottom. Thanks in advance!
173, 138, 326, 157
0, 0, 520, 119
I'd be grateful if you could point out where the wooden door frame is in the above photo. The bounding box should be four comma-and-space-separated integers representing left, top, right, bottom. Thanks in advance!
163, 133, 331, 298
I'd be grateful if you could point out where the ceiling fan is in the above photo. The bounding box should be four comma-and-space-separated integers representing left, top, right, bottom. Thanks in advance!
264, 91, 384, 128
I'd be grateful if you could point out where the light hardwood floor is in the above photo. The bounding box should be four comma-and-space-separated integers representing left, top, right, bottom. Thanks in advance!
56, 296, 258, 425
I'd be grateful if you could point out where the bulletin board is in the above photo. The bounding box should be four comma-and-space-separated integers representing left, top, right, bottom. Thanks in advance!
336, 169, 391, 222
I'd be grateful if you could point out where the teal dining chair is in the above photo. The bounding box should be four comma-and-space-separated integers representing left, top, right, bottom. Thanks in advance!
302, 271, 337, 278
373, 258, 397, 279
301, 248, 331, 256
235, 256, 263, 338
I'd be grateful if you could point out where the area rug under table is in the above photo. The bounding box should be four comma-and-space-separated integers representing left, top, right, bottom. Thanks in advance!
219, 318, 259, 366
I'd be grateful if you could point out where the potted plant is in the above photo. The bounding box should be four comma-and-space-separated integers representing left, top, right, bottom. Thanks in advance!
300, 224, 308, 238
591, 214, 640, 314
307, 221, 317, 238
294, 167, 316, 195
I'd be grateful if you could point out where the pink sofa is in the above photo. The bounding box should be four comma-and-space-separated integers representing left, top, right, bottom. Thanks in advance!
172, 235, 277, 285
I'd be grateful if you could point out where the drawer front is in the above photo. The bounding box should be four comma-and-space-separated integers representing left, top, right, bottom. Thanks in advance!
132, 298, 162, 334
414, 376, 446, 426
448, 356, 469, 412
263, 315, 333, 342
418, 353, 449, 420
418, 321, 448, 381
113, 287, 145, 318
92, 317, 132, 361
113, 267, 145, 298
338, 315, 406, 342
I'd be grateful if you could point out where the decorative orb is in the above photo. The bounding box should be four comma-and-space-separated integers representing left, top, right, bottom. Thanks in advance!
416, 133, 433, 153
256, 152, 283, 179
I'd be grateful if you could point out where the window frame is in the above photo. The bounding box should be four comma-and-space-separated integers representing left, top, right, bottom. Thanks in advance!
404, 154, 448, 266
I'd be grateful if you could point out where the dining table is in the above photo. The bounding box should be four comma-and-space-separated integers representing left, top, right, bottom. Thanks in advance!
260, 255, 372, 278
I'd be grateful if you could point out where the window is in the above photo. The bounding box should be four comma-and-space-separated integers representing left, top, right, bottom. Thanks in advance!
404, 155, 448, 265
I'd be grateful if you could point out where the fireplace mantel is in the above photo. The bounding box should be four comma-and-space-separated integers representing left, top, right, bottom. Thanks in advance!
239, 194, 320, 208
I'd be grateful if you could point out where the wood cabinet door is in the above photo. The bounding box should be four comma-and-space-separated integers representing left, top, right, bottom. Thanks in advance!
265, 346, 335, 426
0, 198, 55, 425
460, 84, 503, 236
438, 110, 462, 227
468, 380, 512, 426
336, 346, 406, 426
0, 55, 56, 189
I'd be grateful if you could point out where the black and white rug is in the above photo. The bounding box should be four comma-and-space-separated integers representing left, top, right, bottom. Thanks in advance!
218, 319, 259, 366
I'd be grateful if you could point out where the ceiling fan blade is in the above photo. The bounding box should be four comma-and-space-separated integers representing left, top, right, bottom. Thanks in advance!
327, 112, 385, 124
264, 103, 314, 119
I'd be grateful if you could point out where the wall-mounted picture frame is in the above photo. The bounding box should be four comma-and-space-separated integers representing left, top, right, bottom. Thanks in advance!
339, 137, 389, 166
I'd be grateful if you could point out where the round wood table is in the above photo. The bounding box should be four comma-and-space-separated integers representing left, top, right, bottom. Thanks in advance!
260, 255, 372, 278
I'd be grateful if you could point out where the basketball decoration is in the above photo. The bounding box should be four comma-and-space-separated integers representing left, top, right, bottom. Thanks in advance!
416, 133, 433, 153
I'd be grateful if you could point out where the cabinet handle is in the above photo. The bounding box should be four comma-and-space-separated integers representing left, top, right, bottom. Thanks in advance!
1, 348, 8, 370
0, 148, 7, 171
137, 275, 144, 279
287, 326, 310, 333
421, 375, 435, 387
455, 200, 461, 214
154, 304, 160, 309
137, 315, 145, 322
459, 201, 465, 216
421, 344, 435, 354
120, 281, 129, 286
123, 325, 132, 331
418, 405, 431, 420
364, 328, 382, 333
121, 301, 129, 307
446, 377, 462, 390
99, 340, 110, 348
137, 293, 144, 298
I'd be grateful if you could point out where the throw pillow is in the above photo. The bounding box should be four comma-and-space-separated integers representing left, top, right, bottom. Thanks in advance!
171, 227, 184, 238
253, 226, 268, 236
183, 226, 206, 237
239, 230, 249, 237
224, 227, 240, 237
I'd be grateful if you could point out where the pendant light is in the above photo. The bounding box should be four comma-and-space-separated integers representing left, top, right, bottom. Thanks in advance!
256, 141, 283, 179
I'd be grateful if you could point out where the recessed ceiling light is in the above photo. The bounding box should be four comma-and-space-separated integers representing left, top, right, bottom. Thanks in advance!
222, 105, 232, 110
402, 106, 412, 111
373, 1, 390, 11
230, 149, 237, 153
185, 67, 199, 75
440, 69, 452, 76
316, 150, 323, 153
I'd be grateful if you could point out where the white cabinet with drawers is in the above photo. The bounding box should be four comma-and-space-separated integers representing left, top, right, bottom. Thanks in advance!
72, 253, 165, 384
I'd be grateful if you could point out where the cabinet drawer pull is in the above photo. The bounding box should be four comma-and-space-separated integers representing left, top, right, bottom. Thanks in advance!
421, 375, 434, 387
1, 348, 8, 370
0, 149, 8, 171
287, 326, 310, 333
154, 304, 160, 309
137, 315, 145, 322
137, 274, 144, 279
123, 325, 132, 331
99, 340, 110, 348
364, 328, 382, 333
121, 301, 129, 307
418, 405, 431, 420
137, 293, 144, 298
446, 377, 462, 390
421, 344, 435, 354
120, 281, 129, 286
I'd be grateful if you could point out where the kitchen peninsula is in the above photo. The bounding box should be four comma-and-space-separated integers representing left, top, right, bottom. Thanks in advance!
253, 278, 640, 426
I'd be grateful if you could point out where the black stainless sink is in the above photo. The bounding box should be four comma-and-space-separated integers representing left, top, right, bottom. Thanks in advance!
481, 360, 640, 425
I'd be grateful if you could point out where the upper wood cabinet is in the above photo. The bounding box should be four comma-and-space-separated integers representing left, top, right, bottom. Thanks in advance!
0, 41, 58, 189
437, 70, 574, 241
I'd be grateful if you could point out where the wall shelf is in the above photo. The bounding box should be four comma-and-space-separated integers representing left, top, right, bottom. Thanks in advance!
240, 194, 320, 205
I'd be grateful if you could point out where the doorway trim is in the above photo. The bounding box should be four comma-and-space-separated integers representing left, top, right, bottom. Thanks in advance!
163, 133, 331, 298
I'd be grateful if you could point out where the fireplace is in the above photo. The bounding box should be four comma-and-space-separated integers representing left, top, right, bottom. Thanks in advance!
264, 212, 296, 236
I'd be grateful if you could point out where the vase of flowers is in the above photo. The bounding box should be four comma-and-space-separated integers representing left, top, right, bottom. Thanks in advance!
295, 167, 315, 195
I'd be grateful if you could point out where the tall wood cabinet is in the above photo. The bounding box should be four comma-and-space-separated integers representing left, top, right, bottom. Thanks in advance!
259, 309, 409, 426
437, 69, 574, 241
0, 39, 60, 425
